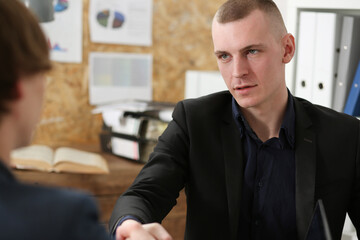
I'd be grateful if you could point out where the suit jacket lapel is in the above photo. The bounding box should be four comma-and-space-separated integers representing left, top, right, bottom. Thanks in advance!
221, 107, 244, 240
293, 98, 316, 240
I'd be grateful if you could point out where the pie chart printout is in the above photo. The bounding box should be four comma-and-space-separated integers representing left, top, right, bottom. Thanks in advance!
54, 0, 69, 12
97, 10, 125, 29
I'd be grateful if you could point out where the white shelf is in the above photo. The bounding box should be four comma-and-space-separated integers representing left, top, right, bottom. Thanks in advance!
285, 0, 360, 92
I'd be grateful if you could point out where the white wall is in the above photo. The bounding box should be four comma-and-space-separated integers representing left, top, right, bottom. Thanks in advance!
273, 0, 288, 24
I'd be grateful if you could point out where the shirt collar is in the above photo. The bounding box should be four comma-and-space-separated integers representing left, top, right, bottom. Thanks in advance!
232, 90, 295, 148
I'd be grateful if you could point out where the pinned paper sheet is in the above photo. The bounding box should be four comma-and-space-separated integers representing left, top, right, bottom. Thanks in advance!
89, 0, 153, 46
89, 52, 153, 105
41, 0, 83, 63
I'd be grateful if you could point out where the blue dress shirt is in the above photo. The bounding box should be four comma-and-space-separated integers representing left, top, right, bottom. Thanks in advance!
232, 92, 297, 239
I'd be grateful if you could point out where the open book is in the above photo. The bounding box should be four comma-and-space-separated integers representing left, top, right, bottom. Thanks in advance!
11, 145, 109, 174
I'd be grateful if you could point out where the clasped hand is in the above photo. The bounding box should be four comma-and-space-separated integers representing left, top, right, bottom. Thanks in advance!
115, 219, 173, 240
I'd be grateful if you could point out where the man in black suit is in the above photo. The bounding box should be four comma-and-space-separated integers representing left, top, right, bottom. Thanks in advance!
110, 0, 360, 239
0, 1, 109, 239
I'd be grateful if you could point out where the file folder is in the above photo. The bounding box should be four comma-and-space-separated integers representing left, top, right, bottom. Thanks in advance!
344, 61, 360, 116
295, 11, 317, 102
312, 12, 341, 108
333, 16, 360, 112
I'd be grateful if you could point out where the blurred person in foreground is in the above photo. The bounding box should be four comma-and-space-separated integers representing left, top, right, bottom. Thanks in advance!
110, 0, 360, 239
0, 0, 109, 239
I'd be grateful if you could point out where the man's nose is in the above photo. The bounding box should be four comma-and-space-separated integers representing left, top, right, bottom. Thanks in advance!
232, 56, 249, 78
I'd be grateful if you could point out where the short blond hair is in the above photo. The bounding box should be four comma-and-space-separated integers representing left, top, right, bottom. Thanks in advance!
215, 0, 287, 38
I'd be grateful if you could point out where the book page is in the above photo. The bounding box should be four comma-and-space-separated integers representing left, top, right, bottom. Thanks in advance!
53, 147, 109, 174
10, 145, 54, 171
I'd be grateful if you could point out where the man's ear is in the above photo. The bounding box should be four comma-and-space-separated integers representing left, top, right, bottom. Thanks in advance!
282, 33, 295, 64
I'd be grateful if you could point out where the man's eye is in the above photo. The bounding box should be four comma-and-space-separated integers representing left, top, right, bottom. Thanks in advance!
248, 49, 258, 55
220, 54, 230, 61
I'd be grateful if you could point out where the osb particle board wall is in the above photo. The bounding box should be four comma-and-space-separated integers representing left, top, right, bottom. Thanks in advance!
33, 0, 222, 146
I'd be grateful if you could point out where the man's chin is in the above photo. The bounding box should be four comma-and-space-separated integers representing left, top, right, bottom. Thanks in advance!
234, 98, 258, 109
